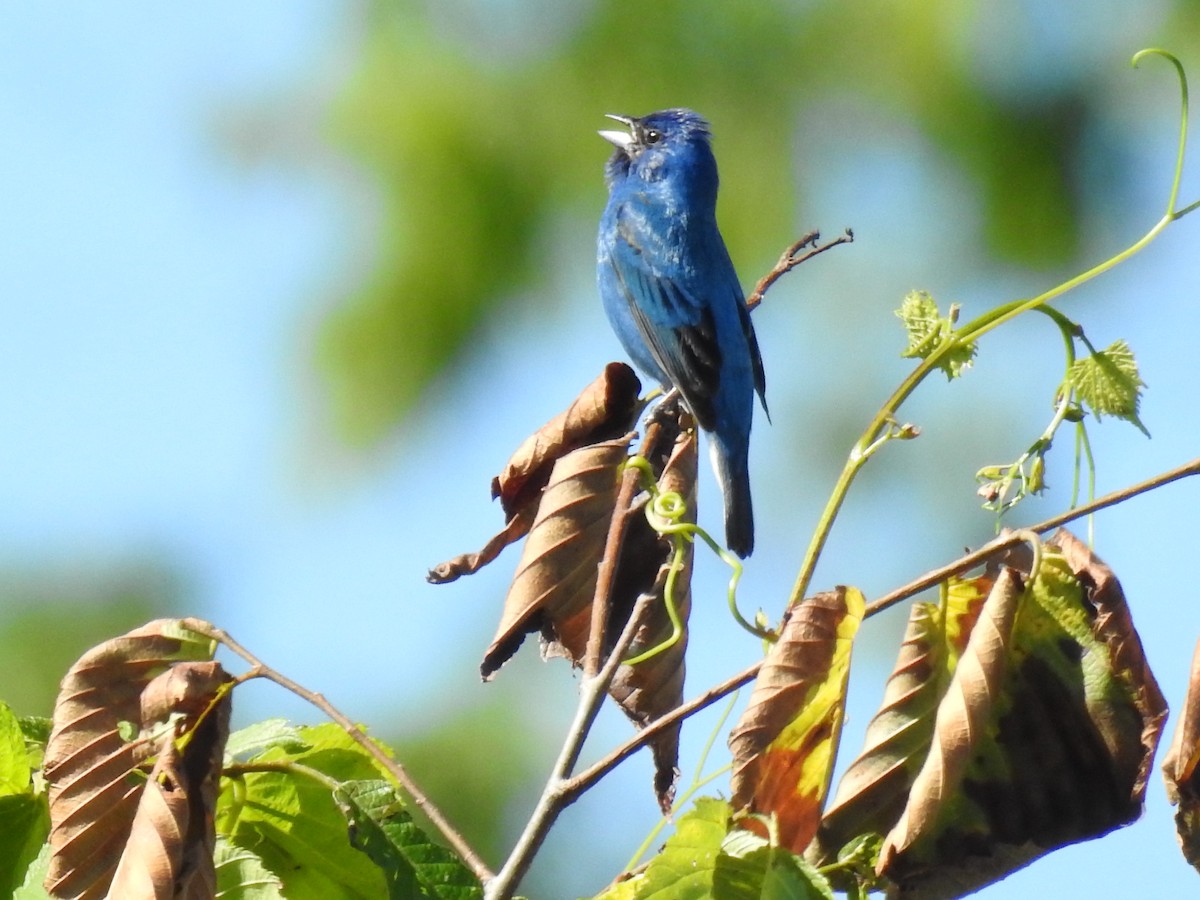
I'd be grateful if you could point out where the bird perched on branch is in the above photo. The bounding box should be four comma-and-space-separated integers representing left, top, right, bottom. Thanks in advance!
597, 108, 767, 557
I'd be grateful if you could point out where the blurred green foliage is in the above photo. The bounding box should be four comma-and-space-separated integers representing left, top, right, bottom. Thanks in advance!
318, 0, 1200, 442
0, 564, 176, 716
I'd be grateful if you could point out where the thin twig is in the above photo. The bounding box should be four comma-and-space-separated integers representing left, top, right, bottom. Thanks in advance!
225, 760, 339, 789
584, 420, 661, 677
562, 658, 763, 801
202, 624, 495, 884
864, 455, 1200, 617
553, 455, 1200, 796
746, 229, 854, 310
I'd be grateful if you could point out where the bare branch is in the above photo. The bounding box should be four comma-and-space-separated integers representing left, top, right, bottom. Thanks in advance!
747, 229, 854, 310
864, 455, 1200, 618
203, 624, 495, 885
552, 456, 1200, 806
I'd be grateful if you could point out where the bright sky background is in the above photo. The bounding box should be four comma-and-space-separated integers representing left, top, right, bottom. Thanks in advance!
2, 4, 1198, 897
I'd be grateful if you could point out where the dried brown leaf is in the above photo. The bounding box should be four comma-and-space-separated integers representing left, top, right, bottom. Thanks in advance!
492, 362, 641, 520
874, 531, 1168, 899
480, 436, 635, 677
609, 429, 698, 811
810, 574, 992, 866
1050, 528, 1167, 801
728, 587, 864, 854
1163, 638, 1200, 873
105, 725, 222, 900
43, 620, 231, 900
880, 566, 1024, 870
428, 363, 641, 583
426, 507, 535, 583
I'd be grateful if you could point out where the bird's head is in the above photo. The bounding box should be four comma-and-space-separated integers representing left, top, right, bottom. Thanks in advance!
599, 108, 715, 190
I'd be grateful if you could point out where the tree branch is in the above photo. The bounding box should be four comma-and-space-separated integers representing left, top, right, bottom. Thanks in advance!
552, 455, 1200, 803
864, 454, 1200, 617
746, 229, 854, 310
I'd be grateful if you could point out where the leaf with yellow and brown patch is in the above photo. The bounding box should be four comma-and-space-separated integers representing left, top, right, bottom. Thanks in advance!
871, 530, 1167, 899
727, 587, 865, 854
809, 572, 993, 870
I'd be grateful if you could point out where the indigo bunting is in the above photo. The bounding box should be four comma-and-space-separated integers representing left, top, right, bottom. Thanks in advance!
597, 109, 767, 557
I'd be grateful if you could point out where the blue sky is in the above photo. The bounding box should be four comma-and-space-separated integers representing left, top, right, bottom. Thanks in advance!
2, 5, 1198, 896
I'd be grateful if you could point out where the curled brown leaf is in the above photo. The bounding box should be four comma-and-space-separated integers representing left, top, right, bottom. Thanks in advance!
480, 435, 636, 678
811, 574, 992, 868
428, 363, 641, 583
879, 566, 1024, 870
42, 620, 232, 900
874, 531, 1167, 899
492, 362, 641, 520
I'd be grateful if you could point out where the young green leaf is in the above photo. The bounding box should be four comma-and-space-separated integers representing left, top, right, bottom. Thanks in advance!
334, 780, 482, 900
224, 718, 310, 764
715, 828, 836, 899
12, 843, 51, 900
214, 836, 285, 898
1065, 339, 1149, 435
593, 797, 729, 899
896, 291, 976, 379
217, 723, 402, 900
0, 703, 49, 899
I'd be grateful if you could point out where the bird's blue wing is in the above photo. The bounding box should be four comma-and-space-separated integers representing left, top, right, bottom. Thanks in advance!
606, 231, 723, 430
736, 295, 768, 419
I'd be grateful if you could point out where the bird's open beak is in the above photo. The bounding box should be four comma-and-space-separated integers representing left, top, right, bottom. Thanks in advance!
598, 114, 635, 152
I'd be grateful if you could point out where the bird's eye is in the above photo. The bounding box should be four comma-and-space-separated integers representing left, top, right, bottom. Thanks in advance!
644, 129, 662, 144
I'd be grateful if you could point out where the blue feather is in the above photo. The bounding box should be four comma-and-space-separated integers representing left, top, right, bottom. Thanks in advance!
597, 109, 766, 557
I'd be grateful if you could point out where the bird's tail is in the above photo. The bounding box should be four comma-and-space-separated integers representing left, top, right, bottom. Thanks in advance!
711, 440, 754, 558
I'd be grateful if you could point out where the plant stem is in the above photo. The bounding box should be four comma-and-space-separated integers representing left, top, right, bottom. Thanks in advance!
786, 183, 1190, 612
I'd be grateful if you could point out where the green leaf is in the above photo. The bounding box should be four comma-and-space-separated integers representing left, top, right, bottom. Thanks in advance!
0, 703, 49, 897
895, 291, 976, 379
214, 836, 285, 899
1065, 339, 1149, 435
593, 797, 730, 899
217, 723, 400, 900
335, 780, 482, 900
896, 291, 942, 355
225, 718, 310, 763
0, 702, 29, 793
17, 717, 50, 773
715, 828, 836, 899
12, 843, 51, 900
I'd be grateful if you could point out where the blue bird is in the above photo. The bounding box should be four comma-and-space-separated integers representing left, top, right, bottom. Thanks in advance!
597, 109, 767, 558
